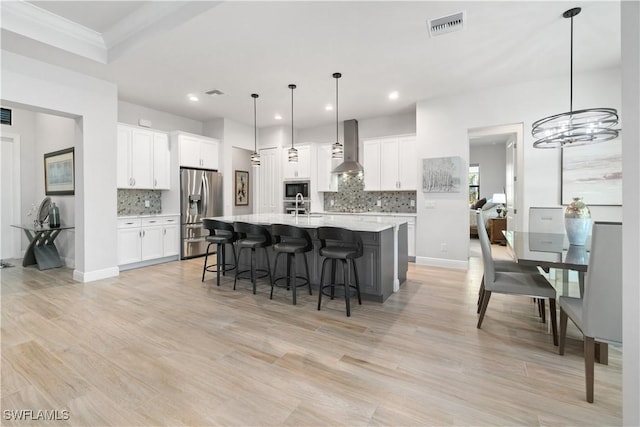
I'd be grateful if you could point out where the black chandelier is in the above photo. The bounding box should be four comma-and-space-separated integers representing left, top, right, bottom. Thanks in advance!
532, 7, 619, 149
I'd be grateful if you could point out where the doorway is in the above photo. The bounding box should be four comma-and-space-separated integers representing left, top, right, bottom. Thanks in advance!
468, 123, 524, 258
1, 133, 22, 261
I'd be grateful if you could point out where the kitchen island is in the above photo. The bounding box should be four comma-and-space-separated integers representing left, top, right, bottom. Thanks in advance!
206, 213, 408, 302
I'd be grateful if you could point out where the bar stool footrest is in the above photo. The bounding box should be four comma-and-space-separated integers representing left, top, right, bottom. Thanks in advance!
273, 275, 311, 290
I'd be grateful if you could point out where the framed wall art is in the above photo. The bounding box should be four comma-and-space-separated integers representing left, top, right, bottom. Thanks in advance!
44, 147, 75, 196
235, 170, 249, 206
561, 139, 622, 206
422, 156, 463, 193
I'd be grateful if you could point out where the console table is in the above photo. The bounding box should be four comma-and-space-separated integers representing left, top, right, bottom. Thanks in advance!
11, 224, 74, 270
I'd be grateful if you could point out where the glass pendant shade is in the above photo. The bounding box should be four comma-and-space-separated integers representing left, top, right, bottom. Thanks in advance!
288, 84, 298, 163
331, 141, 343, 158
250, 151, 260, 167
251, 93, 260, 167
288, 147, 298, 162
332, 72, 344, 159
532, 7, 619, 149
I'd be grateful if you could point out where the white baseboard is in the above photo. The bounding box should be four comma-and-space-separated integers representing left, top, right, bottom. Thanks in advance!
415, 256, 469, 270
73, 266, 119, 282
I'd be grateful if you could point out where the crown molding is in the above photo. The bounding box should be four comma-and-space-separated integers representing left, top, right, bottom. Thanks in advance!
1, 1, 107, 63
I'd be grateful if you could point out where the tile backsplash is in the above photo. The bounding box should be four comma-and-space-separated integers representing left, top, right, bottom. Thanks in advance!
323, 174, 416, 213
117, 189, 162, 216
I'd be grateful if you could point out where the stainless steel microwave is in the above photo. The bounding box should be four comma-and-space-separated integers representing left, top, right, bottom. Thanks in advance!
284, 181, 309, 199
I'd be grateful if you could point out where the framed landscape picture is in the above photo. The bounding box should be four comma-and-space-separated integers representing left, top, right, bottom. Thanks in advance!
235, 170, 249, 206
44, 147, 75, 195
422, 156, 463, 193
561, 140, 622, 206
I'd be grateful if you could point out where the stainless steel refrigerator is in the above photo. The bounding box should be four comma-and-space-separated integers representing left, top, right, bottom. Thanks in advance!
180, 168, 223, 259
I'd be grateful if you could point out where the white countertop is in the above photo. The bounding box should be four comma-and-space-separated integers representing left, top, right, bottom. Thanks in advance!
208, 213, 408, 232
313, 211, 417, 217
118, 213, 180, 219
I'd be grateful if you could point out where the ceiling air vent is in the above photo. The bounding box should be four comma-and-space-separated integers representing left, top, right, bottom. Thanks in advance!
427, 11, 465, 37
205, 89, 224, 96
1, 108, 12, 125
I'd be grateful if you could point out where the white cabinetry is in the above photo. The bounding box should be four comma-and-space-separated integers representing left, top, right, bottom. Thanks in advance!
282, 145, 311, 179
117, 215, 180, 268
117, 124, 170, 190
363, 136, 417, 191
257, 148, 281, 213
175, 132, 219, 170
316, 144, 339, 192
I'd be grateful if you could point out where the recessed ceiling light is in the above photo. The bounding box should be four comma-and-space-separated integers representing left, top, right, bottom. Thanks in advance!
388, 91, 399, 100
188, 94, 199, 102
325, 104, 334, 111
274, 114, 282, 120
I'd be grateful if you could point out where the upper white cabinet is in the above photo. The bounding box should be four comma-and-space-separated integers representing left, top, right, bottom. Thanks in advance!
282, 145, 311, 179
316, 144, 339, 192
363, 136, 417, 191
117, 124, 170, 190
175, 132, 219, 170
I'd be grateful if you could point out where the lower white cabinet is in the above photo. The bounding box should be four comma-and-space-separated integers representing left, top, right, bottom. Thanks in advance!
117, 215, 180, 267
391, 215, 416, 257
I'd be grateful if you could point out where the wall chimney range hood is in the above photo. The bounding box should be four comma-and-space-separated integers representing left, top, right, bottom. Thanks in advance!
332, 119, 363, 174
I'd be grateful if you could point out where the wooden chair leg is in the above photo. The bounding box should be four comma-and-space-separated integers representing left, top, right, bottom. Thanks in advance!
595, 342, 609, 365
585, 336, 595, 403
477, 277, 485, 313
559, 307, 568, 355
549, 298, 558, 346
477, 291, 491, 328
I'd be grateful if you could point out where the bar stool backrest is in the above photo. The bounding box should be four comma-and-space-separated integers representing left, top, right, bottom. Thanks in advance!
203, 219, 237, 239
271, 224, 313, 252
317, 226, 363, 258
233, 222, 272, 246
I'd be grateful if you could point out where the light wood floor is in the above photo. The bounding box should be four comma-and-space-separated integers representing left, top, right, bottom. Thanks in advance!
1, 248, 621, 426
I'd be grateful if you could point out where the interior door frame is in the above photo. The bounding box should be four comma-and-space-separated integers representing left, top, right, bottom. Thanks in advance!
468, 123, 524, 232
1, 132, 22, 259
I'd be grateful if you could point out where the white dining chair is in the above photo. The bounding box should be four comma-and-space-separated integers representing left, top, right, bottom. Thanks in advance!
476, 210, 558, 345
475, 210, 541, 313
558, 222, 622, 403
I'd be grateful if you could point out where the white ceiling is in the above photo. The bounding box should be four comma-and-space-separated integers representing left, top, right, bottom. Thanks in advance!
1, 1, 621, 130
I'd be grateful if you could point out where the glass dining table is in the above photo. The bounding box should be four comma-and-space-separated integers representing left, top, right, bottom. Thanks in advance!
503, 230, 589, 296
504, 230, 608, 363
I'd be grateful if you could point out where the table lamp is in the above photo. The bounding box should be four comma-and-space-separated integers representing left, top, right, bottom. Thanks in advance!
492, 193, 506, 217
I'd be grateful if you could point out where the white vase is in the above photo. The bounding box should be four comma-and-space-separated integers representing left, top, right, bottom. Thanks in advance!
564, 197, 591, 246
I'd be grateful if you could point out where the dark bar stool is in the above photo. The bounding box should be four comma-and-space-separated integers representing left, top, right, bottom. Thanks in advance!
233, 222, 273, 294
317, 226, 363, 317
202, 219, 238, 286
270, 224, 313, 305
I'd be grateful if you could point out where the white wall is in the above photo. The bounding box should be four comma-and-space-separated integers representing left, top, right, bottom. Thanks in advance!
416, 67, 621, 268
622, 1, 640, 424
118, 100, 203, 134
1, 107, 37, 233
2, 50, 119, 282
232, 147, 253, 215
34, 113, 76, 266
469, 143, 506, 202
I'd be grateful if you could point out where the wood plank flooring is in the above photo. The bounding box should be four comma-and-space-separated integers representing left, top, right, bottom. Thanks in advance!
1, 248, 621, 426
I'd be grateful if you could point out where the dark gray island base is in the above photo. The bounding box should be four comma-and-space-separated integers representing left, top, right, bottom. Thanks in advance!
209, 214, 408, 303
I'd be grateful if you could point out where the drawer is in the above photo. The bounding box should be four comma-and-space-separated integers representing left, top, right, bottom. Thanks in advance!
161, 216, 180, 225
117, 218, 141, 229
141, 217, 163, 227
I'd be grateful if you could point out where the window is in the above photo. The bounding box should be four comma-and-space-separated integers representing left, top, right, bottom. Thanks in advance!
469, 164, 480, 205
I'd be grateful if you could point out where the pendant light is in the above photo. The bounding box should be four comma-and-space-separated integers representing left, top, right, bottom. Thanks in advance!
288, 84, 298, 163
532, 7, 619, 149
331, 72, 344, 158
250, 93, 260, 167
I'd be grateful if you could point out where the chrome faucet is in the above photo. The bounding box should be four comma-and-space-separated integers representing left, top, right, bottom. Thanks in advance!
295, 193, 304, 219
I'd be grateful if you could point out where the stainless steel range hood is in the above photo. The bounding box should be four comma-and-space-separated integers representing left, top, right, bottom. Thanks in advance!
332, 119, 364, 174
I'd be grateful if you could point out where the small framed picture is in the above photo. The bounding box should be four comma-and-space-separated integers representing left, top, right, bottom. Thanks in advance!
44, 147, 75, 195
235, 170, 249, 206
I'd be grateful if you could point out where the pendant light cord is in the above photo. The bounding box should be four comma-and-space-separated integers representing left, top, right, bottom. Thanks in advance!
291, 85, 294, 149
570, 13, 574, 113
253, 95, 257, 152
335, 75, 339, 143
